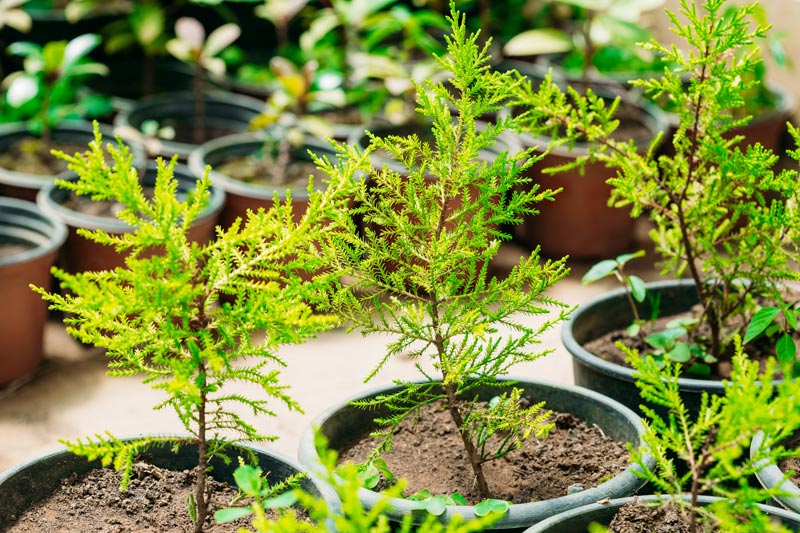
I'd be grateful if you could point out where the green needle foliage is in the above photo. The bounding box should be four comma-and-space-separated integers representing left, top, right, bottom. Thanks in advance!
621, 339, 800, 532
314, 5, 578, 501
32, 123, 353, 532
513, 0, 800, 367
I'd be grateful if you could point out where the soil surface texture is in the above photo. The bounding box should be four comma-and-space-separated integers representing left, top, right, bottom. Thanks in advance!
581, 303, 782, 381
0, 139, 87, 175
217, 156, 318, 188
340, 400, 630, 505
607, 500, 696, 532
5, 461, 281, 532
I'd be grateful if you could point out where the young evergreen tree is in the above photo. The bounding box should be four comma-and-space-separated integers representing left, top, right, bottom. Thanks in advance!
513, 0, 800, 369
33, 123, 354, 532
313, 6, 593, 501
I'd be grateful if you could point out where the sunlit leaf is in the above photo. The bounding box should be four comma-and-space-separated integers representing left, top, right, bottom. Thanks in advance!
743, 307, 780, 344
503, 29, 572, 57
581, 259, 617, 284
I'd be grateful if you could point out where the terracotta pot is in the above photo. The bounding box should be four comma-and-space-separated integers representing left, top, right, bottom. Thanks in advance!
657, 82, 796, 157
0, 121, 144, 202
187, 132, 339, 229
510, 97, 668, 259
36, 162, 224, 274
0, 197, 66, 385
522, 494, 800, 531
114, 90, 264, 161
298, 378, 652, 532
0, 437, 340, 530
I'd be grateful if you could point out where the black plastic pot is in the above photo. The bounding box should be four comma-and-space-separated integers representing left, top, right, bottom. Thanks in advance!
0, 437, 339, 530
37, 161, 225, 274
522, 494, 800, 532
187, 132, 338, 229
114, 91, 264, 161
562, 279, 787, 418
0, 197, 67, 385
0, 121, 144, 202
298, 378, 653, 532
751, 431, 800, 514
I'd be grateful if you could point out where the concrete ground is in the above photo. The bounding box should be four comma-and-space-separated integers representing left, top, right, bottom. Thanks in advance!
0, 229, 661, 475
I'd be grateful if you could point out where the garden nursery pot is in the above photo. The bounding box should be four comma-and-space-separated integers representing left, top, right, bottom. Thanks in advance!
188, 132, 339, 229
298, 378, 652, 532
522, 494, 800, 532
751, 430, 800, 514
0, 197, 67, 385
36, 162, 224, 274
0, 121, 143, 202
114, 90, 264, 161
511, 97, 668, 259
0, 437, 339, 530
562, 279, 786, 417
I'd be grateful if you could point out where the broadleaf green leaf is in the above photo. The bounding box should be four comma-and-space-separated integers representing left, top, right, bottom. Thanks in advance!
777, 334, 797, 365
628, 275, 646, 303
744, 307, 780, 344
582, 259, 618, 284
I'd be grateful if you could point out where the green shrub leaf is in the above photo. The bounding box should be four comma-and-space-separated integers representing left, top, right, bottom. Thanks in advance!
744, 307, 780, 344
582, 259, 618, 284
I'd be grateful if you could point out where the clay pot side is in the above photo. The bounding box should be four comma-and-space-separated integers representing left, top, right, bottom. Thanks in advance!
0, 121, 144, 203
36, 162, 225, 274
511, 97, 668, 259
0, 197, 67, 385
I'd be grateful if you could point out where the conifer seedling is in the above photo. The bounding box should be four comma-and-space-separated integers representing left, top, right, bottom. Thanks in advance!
315, 5, 598, 503
514, 0, 800, 374
32, 123, 354, 532
602, 340, 800, 532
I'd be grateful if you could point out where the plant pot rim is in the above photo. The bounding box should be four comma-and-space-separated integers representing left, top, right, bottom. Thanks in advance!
113, 90, 264, 160
523, 493, 800, 531
0, 121, 140, 192
298, 376, 652, 529
750, 430, 800, 512
348, 119, 523, 174
0, 433, 340, 531
563, 278, 755, 392
0, 196, 67, 268
35, 161, 225, 232
188, 131, 337, 200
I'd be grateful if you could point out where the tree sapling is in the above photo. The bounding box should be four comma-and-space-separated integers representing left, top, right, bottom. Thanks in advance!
33, 123, 353, 532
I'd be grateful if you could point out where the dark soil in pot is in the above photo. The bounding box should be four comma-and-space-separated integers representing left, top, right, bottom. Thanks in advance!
607, 499, 696, 532
189, 133, 339, 229
580, 289, 794, 382
0, 440, 329, 532
0, 122, 141, 202
7, 462, 255, 532
564, 280, 795, 418
215, 154, 318, 188
525, 495, 800, 532
0, 139, 87, 176
340, 400, 630, 505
